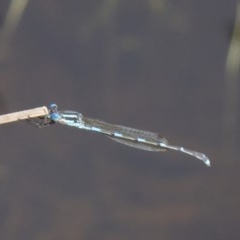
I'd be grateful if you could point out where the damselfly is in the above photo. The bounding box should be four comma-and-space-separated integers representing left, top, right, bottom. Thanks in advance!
27, 104, 210, 166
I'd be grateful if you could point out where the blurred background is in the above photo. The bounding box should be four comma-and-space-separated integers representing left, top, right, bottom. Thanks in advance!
0, 0, 240, 239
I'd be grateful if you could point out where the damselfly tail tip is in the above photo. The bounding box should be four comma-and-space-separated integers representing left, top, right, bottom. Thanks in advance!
205, 159, 211, 167
195, 152, 211, 167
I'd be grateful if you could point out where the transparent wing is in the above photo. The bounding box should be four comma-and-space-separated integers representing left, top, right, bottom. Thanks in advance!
82, 117, 169, 152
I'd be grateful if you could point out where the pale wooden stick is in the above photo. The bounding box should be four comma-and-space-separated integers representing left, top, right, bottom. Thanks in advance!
0, 106, 49, 125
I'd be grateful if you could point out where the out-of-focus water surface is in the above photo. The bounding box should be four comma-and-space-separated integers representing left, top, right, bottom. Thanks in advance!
0, 0, 239, 239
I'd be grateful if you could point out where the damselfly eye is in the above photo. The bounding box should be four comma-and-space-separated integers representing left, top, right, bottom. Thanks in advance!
50, 113, 61, 121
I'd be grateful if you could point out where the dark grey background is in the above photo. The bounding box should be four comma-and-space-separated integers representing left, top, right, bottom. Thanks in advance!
0, 0, 239, 239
